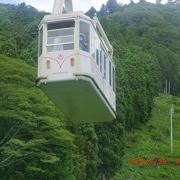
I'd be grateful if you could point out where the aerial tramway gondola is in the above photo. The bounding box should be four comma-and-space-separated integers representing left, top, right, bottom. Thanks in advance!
36, 0, 116, 123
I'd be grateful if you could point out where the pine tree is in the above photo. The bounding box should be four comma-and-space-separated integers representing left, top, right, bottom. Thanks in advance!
85, 6, 97, 18
139, 0, 147, 3
99, 4, 107, 16
175, 0, 180, 4
168, 0, 174, 3
130, 0, 135, 5
106, 0, 118, 14
156, 0, 162, 4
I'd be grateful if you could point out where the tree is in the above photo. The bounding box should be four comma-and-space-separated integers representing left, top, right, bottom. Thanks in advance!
85, 6, 97, 18
167, 0, 174, 4
0, 55, 78, 179
139, 0, 147, 3
129, 0, 135, 5
96, 122, 124, 179
175, 0, 180, 5
71, 124, 100, 179
99, 4, 107, 16
156, 0, 162, 4
106, 0, 118, 14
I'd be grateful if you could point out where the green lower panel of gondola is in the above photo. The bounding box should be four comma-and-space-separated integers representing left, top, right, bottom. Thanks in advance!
39, 79, 115, 124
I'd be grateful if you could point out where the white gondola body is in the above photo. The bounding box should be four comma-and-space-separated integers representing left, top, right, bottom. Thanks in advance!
37, 12, 116, 123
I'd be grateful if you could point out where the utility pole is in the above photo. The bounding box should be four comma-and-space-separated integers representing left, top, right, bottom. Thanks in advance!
170, 104, 174, 153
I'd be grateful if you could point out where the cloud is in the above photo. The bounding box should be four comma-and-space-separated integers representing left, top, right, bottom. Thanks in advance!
0, 0, 125, 12
18, 0, 109, 12
0, 0, 17, 4
0, 0, 166, 13
15, 0, 53, 12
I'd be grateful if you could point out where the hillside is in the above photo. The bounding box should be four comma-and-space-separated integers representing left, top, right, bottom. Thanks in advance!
0, 55, 77, 179
0, 0, 180, 179
0, 3, 44, 65
99, 2, 180, 96
0, 54, 179, 178
112, 96, 180, 179
0, 54, 123, 179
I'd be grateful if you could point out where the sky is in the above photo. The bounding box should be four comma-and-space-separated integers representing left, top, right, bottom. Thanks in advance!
0, 0, 167, 12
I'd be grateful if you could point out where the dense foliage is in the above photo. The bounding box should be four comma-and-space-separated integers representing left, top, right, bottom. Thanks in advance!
0, 54, 123, 179
0, 3, 44, 65
0, 55, 77, 179
0, 0, 179, 179
112, 96, 180, 179
96, 0, 180, 130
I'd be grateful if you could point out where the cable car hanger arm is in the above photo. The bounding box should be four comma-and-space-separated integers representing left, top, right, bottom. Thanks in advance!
53, 0, 73, 14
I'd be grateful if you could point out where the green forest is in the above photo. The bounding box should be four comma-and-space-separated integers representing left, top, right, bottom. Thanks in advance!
0, 0, 180, 179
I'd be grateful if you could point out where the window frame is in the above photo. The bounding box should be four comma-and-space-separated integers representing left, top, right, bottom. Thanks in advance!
79, 20, 90, 53
109, 61, 112, 86
38, 26, 43, 56
47, 20, 75, 52
112, 66, 116, 92
100, 50, 102, 73
103, 54, 107, 79
96, 49, 99, 65
47, 21, 75, 30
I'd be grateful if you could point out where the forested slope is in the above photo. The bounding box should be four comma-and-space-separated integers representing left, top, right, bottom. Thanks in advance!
0, 3, 44, 65
0, 55, 77, 179
99, 2, 180, 95
0, 55, 122, 179
0, 1, 180, 179
98, 2, 180, 130
112, 96, 180, 179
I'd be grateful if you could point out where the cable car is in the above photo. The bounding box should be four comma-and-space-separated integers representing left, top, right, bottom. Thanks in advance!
36, 0, 116, 123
